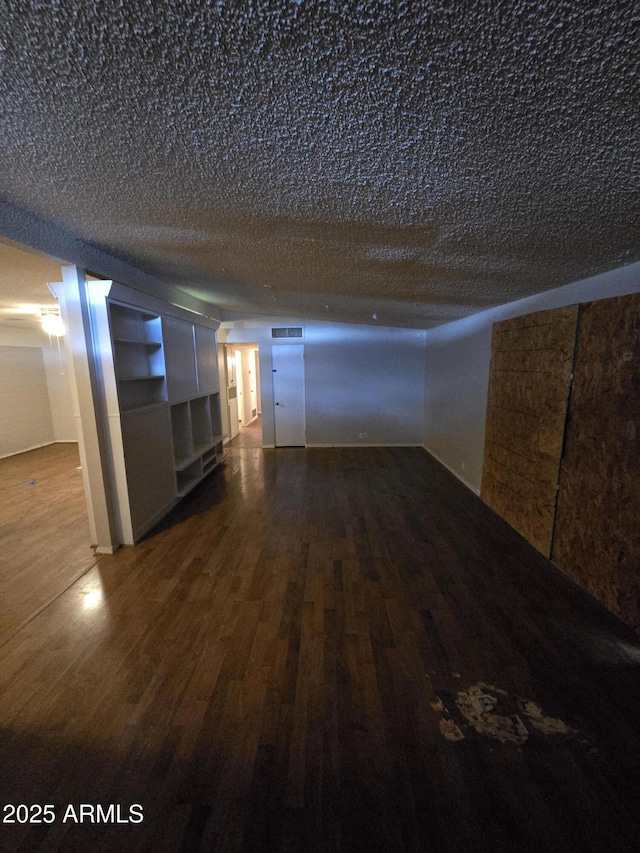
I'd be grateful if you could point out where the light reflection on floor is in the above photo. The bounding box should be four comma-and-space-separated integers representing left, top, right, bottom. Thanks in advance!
78, 571, 107, 620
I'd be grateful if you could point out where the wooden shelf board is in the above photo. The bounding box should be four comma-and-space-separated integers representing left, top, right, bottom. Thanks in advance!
194, 441, 214, 456
174, 452, 197, 472
118, 375, 165, 382
174, 440, 218, 471
114, 338, 162, 348
204, 453, 226, 474
119, 401, 168, 415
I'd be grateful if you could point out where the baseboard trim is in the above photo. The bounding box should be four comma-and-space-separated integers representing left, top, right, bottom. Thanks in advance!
0, 441, 56, 460
421, 445, 481, 496
305, 443, 420, 448
95, 544, 120, 555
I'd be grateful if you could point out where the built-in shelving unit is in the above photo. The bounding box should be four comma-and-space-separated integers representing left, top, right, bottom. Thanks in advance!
89, 284, 226, 544
170, 393, 226, 497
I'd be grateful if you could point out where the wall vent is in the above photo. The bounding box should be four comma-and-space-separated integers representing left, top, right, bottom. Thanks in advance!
271, 327, 303, 339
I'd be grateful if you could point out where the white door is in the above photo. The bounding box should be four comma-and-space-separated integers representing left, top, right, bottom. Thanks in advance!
272, 344, 305, 446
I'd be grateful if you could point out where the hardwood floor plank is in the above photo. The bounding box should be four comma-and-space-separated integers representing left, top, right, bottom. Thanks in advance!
1, 446, 640, 851
0, 443, 99, 645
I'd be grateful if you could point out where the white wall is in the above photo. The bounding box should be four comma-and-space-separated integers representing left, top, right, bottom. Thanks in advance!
0, 325, 75, 456
42, 335, 76, 441
221, 319, 426, 447
0, 327, 54, 457
423, 261, 640, 493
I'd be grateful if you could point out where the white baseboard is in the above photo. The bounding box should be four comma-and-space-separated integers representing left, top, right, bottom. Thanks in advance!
421, 445, 481, 496
0, 441, 56, 460
95, 544, 120, 555
305, 443, 420, 448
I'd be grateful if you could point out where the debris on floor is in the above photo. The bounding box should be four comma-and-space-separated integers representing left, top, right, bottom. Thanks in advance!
432, 682, 577, 745
522, 700, 575, 735
439, 717, 465, 741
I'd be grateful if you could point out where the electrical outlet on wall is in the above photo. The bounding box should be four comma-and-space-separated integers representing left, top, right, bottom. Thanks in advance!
359, 431, 368, 439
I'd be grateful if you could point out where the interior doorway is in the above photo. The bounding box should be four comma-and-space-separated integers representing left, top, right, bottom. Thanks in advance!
224, 343, 262, 446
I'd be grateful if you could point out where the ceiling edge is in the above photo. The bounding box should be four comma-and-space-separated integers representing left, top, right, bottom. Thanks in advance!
0, 198, 221, 321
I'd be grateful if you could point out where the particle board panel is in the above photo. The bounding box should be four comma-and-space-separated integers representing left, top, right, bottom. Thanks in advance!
481, 305, 578, 556
552, 293, 640, 631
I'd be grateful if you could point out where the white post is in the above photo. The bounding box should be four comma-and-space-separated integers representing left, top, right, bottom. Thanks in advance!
51, 267, 119, 553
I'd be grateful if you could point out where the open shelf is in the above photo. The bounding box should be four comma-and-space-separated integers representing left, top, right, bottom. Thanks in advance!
176, 459, 203, 497
194, 441, 214, 456
171, 402, 193, 467
109, 302, 166, 410
110, 304, 162, 343
191, 395, 212, 447
170, 394, 226, 493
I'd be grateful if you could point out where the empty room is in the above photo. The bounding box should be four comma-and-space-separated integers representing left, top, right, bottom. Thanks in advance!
1, 2, 639, 851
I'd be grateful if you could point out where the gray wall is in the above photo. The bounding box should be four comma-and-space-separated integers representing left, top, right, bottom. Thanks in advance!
0, 326, 75, 457
423, 261, 640, 493
221, 319, 426, 447
0, 342, 54, 456
42, 335, 76, 442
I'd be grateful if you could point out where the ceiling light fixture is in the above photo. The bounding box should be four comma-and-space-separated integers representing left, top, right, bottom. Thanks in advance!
41, 308, 65, 336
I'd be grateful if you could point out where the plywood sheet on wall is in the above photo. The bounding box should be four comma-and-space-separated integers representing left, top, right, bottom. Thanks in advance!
552, 294, 640, 631
481, 306, 578, 555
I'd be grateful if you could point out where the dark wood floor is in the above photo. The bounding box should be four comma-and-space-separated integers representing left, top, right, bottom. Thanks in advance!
1, 446, 639, 852
0, 443, 99, 646
227, 415, 263, 448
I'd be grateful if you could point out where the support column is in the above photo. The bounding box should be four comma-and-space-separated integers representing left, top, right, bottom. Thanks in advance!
51, 267, 119, 553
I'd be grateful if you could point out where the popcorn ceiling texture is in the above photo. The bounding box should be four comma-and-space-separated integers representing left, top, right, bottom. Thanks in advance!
1, 0, 639, 327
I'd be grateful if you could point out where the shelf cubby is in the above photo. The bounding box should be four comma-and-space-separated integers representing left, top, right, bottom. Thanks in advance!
170, 393, 226, 494
170, 402, 194, 468
176, 459, 203, 496
109, 302, 166, 410
191, 396, 213, 452
209, 393, 223, 439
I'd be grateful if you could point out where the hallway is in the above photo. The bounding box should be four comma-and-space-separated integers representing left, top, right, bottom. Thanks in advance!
1, 446, 639, 852
227, 415, 263, 449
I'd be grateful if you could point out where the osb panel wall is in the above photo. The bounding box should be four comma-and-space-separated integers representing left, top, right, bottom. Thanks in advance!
481, 306, 578, 556
552, 293, 640, 632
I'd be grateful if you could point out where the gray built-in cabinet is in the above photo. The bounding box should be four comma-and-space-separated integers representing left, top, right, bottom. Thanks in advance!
89, 282, 224, 545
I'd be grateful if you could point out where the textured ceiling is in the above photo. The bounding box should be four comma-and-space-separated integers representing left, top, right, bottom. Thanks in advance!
1, 0, 639, 328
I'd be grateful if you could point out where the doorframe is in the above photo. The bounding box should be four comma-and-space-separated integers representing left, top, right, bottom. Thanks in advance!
271, 342, 306, 447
